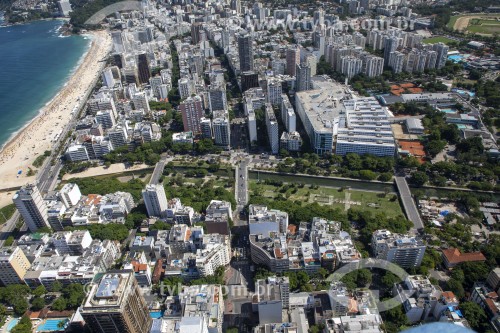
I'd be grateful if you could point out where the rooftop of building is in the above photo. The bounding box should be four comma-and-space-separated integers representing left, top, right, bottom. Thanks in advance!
83, 271, 135, 309
249, 205, 288, 224
295, 77, 350, 134
372, 229, 425, 248
442, 248, 486, 264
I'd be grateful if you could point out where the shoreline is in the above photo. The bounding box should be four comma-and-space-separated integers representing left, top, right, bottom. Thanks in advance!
0, 16, 70, 28
0, 29, 112, 190
0, 25, 92, 153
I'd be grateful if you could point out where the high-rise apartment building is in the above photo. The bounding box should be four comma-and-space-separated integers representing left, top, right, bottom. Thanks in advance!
372, 230, 426, 268
81, 271, 152, 333
265, 103, 279, 154
305, 54, 317, 76
266, 78, 282, 106
238, 33, 254, 72
132, 92, 151, 113
212, 111, 231, 149
0, 247, 31, 286
340, 56, 363, 79
95, 110, 116, 130
241, 71, 259, 92
179, 95, 204, 134
383, 36, 399, 66
248, 109, 257, 143
230, 0, 241, 13
389, 51, 405, 74
363, 55, 384, 77
142, 184, 168, 218
432, 42, 449, 69
200, 117, 213, 139
137, 53, 150, 84
59, 183, 82, 208
108, 125, 129, 150
255, 276, 290, 324
178, 78, 193, 99
295, 64, 311, 92
13, 184, 50, 232
286, 45, 301, 76
191, 22, 203, 45
280, 94, 296, 132
208, 84, 228, 112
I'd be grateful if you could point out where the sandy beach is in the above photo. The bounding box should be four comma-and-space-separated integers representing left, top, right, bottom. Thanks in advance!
0, 30, 112, 191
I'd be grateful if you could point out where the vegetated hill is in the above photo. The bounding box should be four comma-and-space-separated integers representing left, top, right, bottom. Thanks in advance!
69, 0, 136, 29
0, 0, 15, 10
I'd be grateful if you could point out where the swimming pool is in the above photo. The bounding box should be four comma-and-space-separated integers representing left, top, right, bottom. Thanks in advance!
150, 311, 164, 319
440, 108, 458, 114
453, 89, 475, 97
7, 318, 19, 332
36, 319, 68, 332
448, 54, 463, 63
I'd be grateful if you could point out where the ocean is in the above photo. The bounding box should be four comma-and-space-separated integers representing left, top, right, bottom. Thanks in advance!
0, 19, 90, 149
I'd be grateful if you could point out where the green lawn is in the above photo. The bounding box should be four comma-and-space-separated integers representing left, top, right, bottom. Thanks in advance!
467, 19, 500, 34
249, 181, 404, 219
0, 204, 16, 224
423, 36, 456, 45
447, 14, 500, 33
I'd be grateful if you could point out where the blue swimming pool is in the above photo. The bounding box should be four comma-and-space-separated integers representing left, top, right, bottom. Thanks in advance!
37, 319, 68, 332
440, 108, 458, 114
453, 89, 475, 97
150, 311, 164, 319
7, 318, 19, 332
448, 54, 463, 63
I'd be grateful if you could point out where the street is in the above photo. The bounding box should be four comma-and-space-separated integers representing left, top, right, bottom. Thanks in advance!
395, 176, 424, 232
234, 156, 250, 226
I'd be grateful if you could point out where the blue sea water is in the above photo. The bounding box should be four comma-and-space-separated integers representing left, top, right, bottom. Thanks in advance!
0, 19, 90, 148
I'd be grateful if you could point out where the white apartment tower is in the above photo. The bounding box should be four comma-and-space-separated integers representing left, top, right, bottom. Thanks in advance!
266, 78, 282, 106
212, 111, 231, 149
372, 230, 426, 268
132, 92, 151, 113
265, 103, 279, 154
13, 184, 50, 232
248, 109, 257, 143
142, 184, 168, 218
95, 110, 116, 130
305, 54, 317, 76
280, 94, 296, 132
200, 117, 213, 139
59, 183, 82, 208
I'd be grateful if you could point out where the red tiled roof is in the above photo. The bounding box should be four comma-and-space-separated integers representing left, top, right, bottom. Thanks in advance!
485, 298, 500, 314
442, 291, 458, 304
442, 248, 486, 264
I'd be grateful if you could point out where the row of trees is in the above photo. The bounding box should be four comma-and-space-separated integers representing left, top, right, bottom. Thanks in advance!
69, 176, 146, 200
276, 153, 395, 181
0, 282, 84, 318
